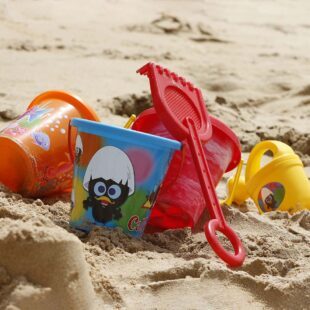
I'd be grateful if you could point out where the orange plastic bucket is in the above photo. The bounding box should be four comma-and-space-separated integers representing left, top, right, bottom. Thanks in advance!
0, 91, 99, 197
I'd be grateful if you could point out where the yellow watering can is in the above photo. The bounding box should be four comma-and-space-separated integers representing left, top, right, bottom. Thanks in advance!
225, 140, 310, 213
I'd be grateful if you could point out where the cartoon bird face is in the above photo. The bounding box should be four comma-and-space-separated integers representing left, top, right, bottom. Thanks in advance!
88, 177, 130, 208
261, 187, 277, 211
83, 146, 135, 222
265, 194, 276, 209
83, 146, 135, 195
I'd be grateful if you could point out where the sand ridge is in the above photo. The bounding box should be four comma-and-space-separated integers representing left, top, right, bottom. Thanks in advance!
0, 189, 309, 309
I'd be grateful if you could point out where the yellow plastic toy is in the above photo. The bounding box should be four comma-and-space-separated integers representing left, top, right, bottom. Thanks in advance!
124, 114, 137, 129
226, 140, 310, 213
221, 159, 244, 206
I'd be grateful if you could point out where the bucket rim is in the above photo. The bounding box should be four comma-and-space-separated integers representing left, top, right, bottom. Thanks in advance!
209, 116, 241, 172
27, 90, 100, 121
71, 118, 182, 151
134, 108, 241, 172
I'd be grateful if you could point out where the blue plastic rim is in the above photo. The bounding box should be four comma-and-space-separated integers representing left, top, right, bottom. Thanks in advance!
71, 118, 182, 151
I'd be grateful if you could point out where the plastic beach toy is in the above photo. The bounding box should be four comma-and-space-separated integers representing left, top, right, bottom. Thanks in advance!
227, 140, 310, 213
221, 160, 244, 206
69, 118, 181, 237
0, 90, 99, 197
132, 108, 241, 232
137, 62, 246, 267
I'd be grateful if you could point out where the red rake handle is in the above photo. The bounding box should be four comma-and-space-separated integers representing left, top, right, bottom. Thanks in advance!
185, 118, 225, 224
185, 117, 245, 267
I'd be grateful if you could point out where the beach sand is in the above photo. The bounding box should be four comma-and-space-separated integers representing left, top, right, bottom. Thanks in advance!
0, 0, 309, 309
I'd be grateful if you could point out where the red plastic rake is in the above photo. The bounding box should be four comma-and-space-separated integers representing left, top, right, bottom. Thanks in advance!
137, 63, 246, 267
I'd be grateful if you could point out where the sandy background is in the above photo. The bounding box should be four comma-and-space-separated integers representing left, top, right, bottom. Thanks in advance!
0, 0, 309, 309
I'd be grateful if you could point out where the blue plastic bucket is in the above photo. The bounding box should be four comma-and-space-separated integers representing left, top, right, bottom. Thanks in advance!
69, 118, 181, 237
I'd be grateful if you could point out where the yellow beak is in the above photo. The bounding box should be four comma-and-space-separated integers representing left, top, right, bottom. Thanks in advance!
95, 196, 113, 204
142, 200, 152, 209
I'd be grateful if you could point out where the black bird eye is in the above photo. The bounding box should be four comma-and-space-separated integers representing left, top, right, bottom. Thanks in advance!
94, 181, 106, 196
108, 185, 121, 200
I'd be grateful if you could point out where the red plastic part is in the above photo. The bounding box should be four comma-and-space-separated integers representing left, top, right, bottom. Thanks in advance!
185, 117, 225, 222
137, 63, 212, 142
132, 108, 241, 232
137, 63, 245, 267
205, 219, 246, 268
209, 116, 241, 172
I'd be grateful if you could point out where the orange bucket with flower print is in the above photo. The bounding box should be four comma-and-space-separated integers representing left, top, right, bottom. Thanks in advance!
0, 90, 99, 197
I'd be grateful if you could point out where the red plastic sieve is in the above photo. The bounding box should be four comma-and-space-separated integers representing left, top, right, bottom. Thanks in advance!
137, 63, 245, 267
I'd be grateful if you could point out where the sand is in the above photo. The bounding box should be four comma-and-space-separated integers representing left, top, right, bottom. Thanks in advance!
0, 0, 310, 309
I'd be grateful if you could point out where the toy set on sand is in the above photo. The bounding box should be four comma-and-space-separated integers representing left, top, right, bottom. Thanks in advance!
0, 62, 309, 268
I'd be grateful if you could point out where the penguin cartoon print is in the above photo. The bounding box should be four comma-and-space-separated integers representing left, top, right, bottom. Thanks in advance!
83, 146, 135, 223
261, 187, 277, 211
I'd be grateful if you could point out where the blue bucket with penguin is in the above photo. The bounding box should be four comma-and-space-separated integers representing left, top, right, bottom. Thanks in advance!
69, 118, 181, 237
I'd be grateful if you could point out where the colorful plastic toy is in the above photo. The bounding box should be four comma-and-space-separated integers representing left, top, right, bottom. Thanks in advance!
69, 118, 181, 237
132, 108, 241, 231
227, 140, 310, 213
124, 114, 137, 129
221, 160, 244, 206
0, 90, 99, 197
137, 62, 245, 267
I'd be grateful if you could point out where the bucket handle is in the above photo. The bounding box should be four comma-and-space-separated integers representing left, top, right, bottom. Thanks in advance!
220, 159, 244, 206
245, 140, 287, 182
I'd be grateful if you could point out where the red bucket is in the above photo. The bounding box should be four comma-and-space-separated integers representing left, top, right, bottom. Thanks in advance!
132, 108, 241, 232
